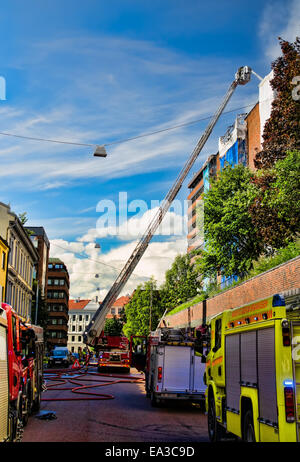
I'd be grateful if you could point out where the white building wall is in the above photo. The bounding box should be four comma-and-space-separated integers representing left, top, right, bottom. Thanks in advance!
259, 70, 275, 143
67, 300, 99, 353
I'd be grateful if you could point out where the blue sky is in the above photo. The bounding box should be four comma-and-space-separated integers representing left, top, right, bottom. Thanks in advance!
0, 0, 299, 299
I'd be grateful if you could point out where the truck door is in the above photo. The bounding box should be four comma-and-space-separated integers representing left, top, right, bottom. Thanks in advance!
0, 322, 9, 441
193, 353, 206, 393
162, 346, 192, 392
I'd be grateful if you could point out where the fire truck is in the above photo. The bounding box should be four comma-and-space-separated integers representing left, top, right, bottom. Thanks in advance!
202, 289, 300, 442
0, 303, 44, 442
144, 328, 206, 407
97, 333, 130, 372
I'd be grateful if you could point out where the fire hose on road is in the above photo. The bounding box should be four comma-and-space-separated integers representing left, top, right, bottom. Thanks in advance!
41, 365, 145, 402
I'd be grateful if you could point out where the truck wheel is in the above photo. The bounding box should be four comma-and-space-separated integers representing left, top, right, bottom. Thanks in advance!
8, 408, 18, 442
145, 372, 150, 397
32, 389, 41, 412
243, 409, 255, 442
207, 395, 223, 442
22, 394, 29, 426
150, 392, 161, 408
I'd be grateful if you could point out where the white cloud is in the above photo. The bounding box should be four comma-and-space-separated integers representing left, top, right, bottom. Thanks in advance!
50, 234, 187, 301
78, 206, 187, 242
259, 0, 300, 60
0, 34, 257, 191
48, 204, 188, 299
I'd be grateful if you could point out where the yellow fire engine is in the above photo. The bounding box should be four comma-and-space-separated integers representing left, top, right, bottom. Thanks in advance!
204, 289, 300, 442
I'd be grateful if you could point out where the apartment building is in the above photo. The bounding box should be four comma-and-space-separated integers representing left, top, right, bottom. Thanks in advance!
186, 71, 275, 288
187, 71, 275, 252
187, 153, 219, 253
46, 258, 69, 350
25, 226, 50, 299
67, 295, 130, 353
105, 295, 130, 319
67, 298, 99, 353
0, 236, 9, 304
0, 202, 38, 320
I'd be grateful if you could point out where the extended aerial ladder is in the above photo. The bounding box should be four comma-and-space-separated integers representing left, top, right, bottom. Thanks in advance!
84, 66, 253, 348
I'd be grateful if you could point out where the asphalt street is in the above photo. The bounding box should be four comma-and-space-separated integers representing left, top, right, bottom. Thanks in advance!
22, 366, 209, 443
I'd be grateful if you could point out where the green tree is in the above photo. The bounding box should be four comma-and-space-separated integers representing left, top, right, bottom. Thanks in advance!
197, 163, 262, 278
123, 278, 163, 339
18, 212, 28, 225
160, 253, 202, 311
104, 316, 124, 336
250, 150, 300, 249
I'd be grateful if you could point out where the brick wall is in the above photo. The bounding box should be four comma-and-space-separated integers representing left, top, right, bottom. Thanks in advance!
162, 256, 300, 328
245, 102, 261, 171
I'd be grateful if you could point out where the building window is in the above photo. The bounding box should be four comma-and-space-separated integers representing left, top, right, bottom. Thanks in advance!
86, 315, 89, 321
79, 315, 82, 321
72, 326, 75, 332
2, 251, 6, 270
78, 336, 81, 342
111, 308, 115, 315
72, 336, 75, 342
73, 315, 76, 321
8, 237, 14, 265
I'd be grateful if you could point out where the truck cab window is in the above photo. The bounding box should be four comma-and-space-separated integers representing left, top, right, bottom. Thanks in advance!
214, 318, 222, 351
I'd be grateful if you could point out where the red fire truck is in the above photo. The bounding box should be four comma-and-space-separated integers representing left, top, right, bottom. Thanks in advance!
0, 303, 44, 442
97, 333, 130, 372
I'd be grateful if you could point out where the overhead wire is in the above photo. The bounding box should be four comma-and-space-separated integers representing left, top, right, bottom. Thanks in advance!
50, 241, 149, 280
0, 100, 263, 150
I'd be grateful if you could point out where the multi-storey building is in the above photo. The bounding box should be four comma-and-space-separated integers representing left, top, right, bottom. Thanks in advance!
186, 71, 275, 287
0, 202, 38, 320
187, 153, 219, 253
105, 295, 130, 319
25, 226, 50, 300
46, 258, 69, 350
67, 295, 130, 353
218, 113, 248, 169
0, 236, 9, 304
68, 298, 99, 353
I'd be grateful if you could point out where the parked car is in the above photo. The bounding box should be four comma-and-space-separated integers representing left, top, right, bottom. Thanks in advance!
48, 347, 70, 368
